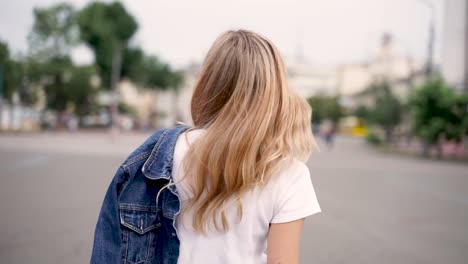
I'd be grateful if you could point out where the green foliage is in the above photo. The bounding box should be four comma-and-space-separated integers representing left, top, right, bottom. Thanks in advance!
78, 2, 137, 48
39, 59, 98, 114
28, 3, 77, 60
454, 94, 468, 134
362, 81, 402, 143
0, 41, 8, 63
13, 0, 183, 124
40, 56, 73, 111
169, 70, 184, 90
121, 46, 144, 81
368, 82, 402, 129
354, 105, 370, 120
307, 95, 342, 124
66, 66, 98, 116
118, 102, 138, 118
409, 78, 467, 144
20, 84, 40, 106
366, 132, 383, 145
26, 3, 83, 110
137, 57, 183, 89
121, 47, 184, 90
78, 1, 138, 89
0, 40, 24, 102
3, 60, 23, 102
25, 2, 105, 115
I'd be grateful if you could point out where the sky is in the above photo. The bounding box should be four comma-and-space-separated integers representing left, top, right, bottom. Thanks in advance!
0, 0, 446, 69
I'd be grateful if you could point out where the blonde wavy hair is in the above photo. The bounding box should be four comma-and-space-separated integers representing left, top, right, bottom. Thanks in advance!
182, 29, 315, 234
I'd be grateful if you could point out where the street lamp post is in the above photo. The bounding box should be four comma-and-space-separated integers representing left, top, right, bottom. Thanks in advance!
465, 0, 468, 92
0, 65, 3, 128
417, 0, 435, 77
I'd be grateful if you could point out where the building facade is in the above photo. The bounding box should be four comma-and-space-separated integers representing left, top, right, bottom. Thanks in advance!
441, 0, 468, 91
339, 34, 425, 107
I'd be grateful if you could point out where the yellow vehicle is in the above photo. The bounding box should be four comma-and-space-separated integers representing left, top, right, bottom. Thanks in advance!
339, 116, 368, 137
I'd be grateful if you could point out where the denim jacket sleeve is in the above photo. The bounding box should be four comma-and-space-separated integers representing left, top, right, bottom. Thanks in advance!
90, 166, 128, 264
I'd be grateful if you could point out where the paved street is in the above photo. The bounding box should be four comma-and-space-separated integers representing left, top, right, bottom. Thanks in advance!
0, 132, 467, 264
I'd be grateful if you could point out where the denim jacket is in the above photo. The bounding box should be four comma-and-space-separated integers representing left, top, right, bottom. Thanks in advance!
91, 125, 190, 264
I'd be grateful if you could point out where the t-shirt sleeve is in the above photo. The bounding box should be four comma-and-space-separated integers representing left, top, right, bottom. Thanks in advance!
270, 162, 321, 224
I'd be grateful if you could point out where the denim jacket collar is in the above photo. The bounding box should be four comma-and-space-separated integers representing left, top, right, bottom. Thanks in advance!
142, 124, 190, 181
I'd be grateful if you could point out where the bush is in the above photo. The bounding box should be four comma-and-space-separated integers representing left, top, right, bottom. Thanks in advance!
366, 132, 383, 145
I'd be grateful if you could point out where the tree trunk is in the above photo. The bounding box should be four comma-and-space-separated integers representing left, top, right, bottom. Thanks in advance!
9, 103, 14, 131
0, 98, 3, 130
153, 90, 158, 130
110, 47, 122, 131
435, 142, 443, 159
172, 88, 181, 126
0, 66, 3, 129
421, 140, 430, 157
384, 127, 394, 145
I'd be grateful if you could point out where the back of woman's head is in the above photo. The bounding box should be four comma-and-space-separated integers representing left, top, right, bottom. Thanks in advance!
183, 29, 315, 233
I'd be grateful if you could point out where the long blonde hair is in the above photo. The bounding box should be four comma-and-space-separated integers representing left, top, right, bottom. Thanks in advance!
182, 29, 315, 233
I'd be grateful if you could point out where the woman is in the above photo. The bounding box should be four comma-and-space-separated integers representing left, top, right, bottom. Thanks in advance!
91, 29, 321, 264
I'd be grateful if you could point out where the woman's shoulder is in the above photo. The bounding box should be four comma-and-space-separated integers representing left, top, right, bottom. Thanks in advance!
276, 158, 310, 180
262, 158, 311, 193
267, 158, 320, 224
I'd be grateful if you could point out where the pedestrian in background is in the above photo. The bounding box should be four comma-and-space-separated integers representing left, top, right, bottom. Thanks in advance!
321, 119, 337, 148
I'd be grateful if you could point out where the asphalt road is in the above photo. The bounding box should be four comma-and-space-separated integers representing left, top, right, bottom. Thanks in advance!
0, 132, 467, 264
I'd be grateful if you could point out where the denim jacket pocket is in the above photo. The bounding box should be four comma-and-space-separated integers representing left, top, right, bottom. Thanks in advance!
119, 204, 161, 264
119, 204, 161, 234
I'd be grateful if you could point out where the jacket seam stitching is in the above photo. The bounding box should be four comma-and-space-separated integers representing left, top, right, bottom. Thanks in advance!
123, 229, 128, 264
119, 204, 159, 212
145, 230, 152, 261
122, 152, 150, 168
145, 129, 170, 173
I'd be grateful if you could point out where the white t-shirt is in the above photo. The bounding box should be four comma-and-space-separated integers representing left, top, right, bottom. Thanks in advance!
172, 129, 321, 264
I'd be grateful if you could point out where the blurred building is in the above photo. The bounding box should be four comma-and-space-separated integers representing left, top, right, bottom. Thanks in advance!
118, 79, 192, 130
175, 63, 200, 126
339, 34, 425, 107
287, 60, 338, 98
118, 63, 201, 129
441, 0, 468, 91
0, 92, 42, 131
124, 34, 429, 129
118, 80, 158, 129
173, 60, 340, 126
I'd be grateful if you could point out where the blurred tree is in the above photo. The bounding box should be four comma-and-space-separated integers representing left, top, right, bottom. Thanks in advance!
121, 46, 184, 90
121, 46, 145, 82
118, 102, 138, 119
307, 95, 342, 124
354, 105, 370, 120
27, 2, 81, 116
40, 56, 73, 112
0, 41, 7, 62
28, 3, 78, 60
122, 51, 184, 127
66, 66, 98, 118
0, 41, 6, 127
33, 60, 98, 128
0, 41, 32, 130
78, 1, 138, 126
142, 57, 172, 89
0, 41, 23, 103
368, 82, 402, 144
409, 78, 467, 156
38, 58, 98, 118
454, 94, 468, 140
169, 69, 184, 90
